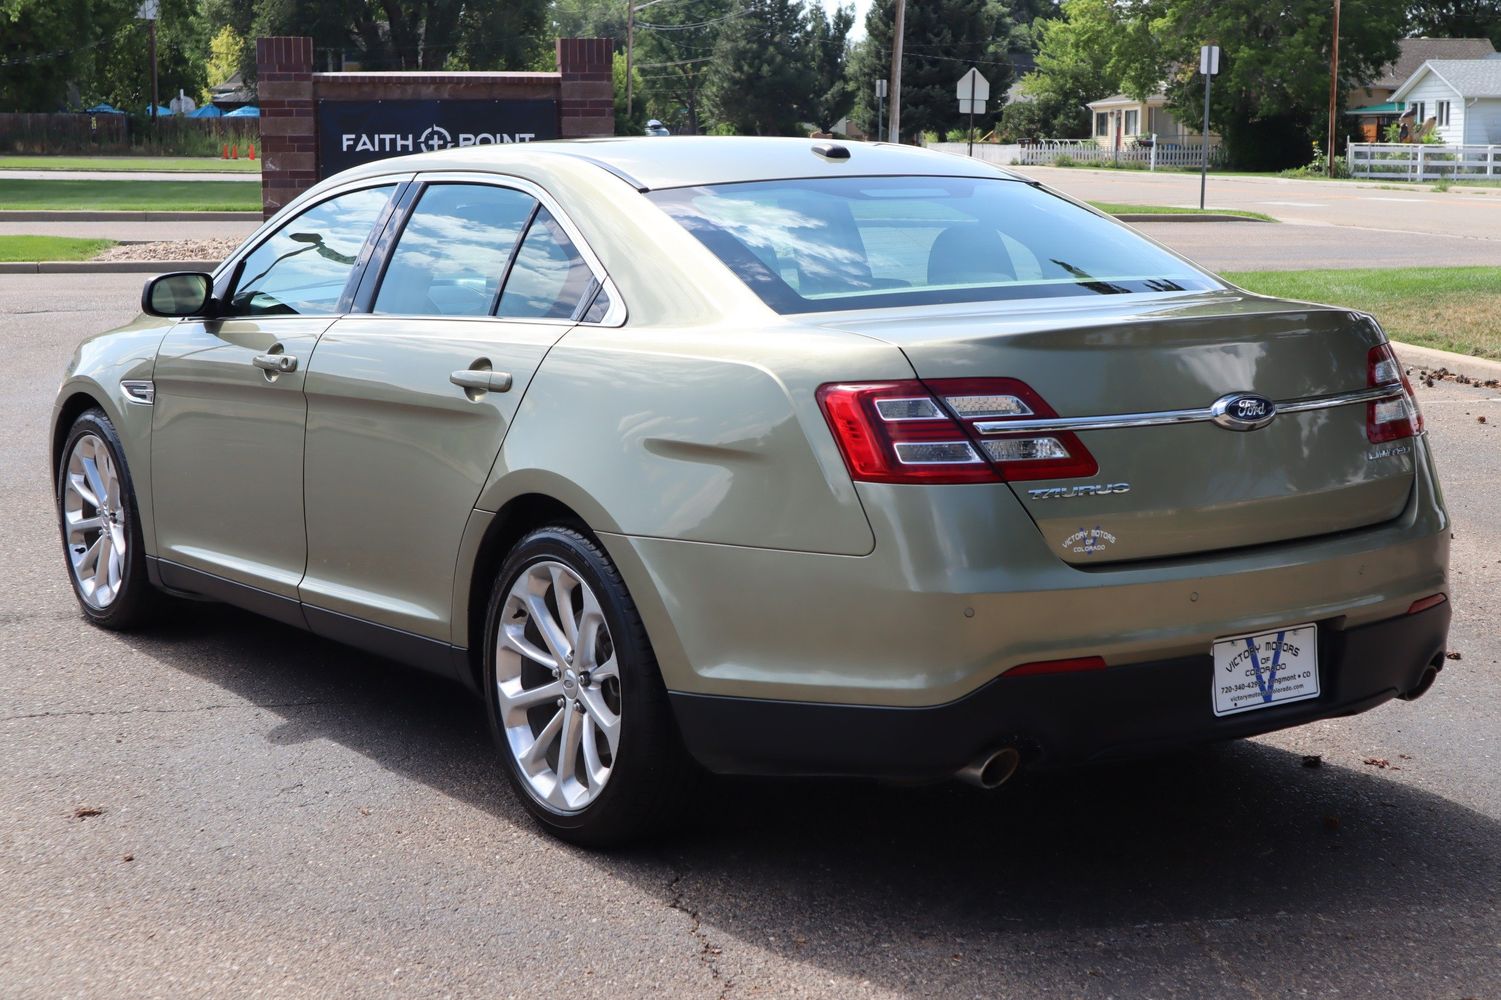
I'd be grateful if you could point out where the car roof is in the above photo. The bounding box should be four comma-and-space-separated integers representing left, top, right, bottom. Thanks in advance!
333, 135, 1021, 192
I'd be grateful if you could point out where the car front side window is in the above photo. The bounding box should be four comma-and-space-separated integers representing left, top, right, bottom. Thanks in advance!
227, 185, 396, 317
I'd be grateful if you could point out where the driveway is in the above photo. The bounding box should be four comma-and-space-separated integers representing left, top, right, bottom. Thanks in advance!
2, 274, 1498, 998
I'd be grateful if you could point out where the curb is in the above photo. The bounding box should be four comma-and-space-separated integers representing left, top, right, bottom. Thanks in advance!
0, 260, 219, 274
0, 210, 259, 222
1114, 213, 1270, 223
1391, 341, 1501, 385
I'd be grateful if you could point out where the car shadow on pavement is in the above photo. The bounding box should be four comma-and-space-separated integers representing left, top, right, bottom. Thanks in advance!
139, 601, 1501, 994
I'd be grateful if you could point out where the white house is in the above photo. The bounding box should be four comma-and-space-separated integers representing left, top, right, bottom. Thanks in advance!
1083, 93, 1217, 149
1391, 59, 1501, 144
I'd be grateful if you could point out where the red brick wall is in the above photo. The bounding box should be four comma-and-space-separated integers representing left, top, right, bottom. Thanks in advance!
255, 37, 616, 219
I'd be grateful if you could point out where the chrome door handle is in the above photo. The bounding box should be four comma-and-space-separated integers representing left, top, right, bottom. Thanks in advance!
450, 369, 512, 393
253, 353, 298, 374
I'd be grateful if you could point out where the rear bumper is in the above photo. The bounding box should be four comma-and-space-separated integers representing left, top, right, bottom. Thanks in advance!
670, 601, 1450, 779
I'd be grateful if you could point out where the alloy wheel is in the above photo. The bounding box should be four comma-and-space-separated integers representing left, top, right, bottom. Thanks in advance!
62, 433, 126, 609
495, 560, 622, 812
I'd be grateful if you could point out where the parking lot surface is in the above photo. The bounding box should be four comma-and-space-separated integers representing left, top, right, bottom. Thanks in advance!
2, 274, 1498, 998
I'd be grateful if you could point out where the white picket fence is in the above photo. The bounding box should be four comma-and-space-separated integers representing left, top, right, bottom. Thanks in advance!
1012, 138, 1224, 168
1347, 142, 1501, 181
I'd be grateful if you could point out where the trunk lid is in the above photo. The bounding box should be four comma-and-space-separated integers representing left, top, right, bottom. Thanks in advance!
819, 290, 1416, 564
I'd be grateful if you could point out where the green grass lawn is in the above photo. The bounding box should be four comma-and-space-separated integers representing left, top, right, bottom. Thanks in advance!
1092, 202, 1277, 222
0, 235, 116, 261
0, 178, 260, 211
1224, 266, 1501, 360
0, 155, 259, 173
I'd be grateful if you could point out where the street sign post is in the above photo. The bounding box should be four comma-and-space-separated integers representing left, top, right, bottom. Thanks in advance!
876, 78, 887, 142
956, 67, 989, 157
1198, 44, 1220, 209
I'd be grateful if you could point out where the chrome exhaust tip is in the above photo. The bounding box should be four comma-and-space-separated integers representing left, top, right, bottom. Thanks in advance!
956, 746, 1021, 789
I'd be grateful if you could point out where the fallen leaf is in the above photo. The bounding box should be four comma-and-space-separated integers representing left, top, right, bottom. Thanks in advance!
1363, 757, 1391, 769
1446, 651, 1462, 661
72, 806, 104, 820
122, 854, 134, 862
1301, 754, 1323, 768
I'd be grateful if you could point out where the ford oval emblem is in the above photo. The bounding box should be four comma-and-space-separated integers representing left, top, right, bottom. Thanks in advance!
1210, 392, 1277, 431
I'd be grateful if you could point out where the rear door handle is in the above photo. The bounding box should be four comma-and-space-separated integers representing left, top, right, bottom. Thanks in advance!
253, 353, 298, 374
450, 369, 513, 393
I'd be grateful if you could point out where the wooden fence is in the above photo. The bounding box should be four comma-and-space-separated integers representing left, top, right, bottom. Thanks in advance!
1347, 142, 1501, 181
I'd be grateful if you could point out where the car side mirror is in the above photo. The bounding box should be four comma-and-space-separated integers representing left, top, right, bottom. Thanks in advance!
141, 271, 216, 318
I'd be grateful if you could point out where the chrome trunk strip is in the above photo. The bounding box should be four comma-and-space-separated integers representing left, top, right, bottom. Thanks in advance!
972, 385, 1402, 436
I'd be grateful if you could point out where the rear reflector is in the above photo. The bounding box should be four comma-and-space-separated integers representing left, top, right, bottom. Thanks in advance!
817, 378, 1097, 485
1367, 344, 1423, 443
1407, 594, 1447, 615
1004, 655, 1107, 678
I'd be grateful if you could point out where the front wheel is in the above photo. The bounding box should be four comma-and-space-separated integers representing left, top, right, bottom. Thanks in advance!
483, 525, 695, 846
55, 408, 166, 630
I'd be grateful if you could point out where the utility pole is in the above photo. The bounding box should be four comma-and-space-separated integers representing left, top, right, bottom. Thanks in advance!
149, 19, 158, 121
1326, 0, 1342, 177
887, 0, 906, 144
626, 0, 635, 119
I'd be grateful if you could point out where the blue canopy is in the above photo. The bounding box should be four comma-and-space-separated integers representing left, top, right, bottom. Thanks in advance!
145, 104, 174, 116
187, 104, 223, 118
85, 103, 124, 114
224, 105, 260, 118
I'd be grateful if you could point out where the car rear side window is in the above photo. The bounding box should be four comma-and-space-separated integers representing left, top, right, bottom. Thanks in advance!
227, 185, 395, 317
649, 176, 1220, 314
373, 183, 536, 317
496, 208, 596, 321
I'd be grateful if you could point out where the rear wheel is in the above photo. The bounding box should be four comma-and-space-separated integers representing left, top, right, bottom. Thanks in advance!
483, 525, 695, 846
56, 409, 165, 630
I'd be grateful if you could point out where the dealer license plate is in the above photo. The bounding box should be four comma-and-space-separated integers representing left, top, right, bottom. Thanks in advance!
1211, 624, 1319, 717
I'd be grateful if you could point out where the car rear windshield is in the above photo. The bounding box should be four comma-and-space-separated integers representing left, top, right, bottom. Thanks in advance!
648, 176, 1220, 314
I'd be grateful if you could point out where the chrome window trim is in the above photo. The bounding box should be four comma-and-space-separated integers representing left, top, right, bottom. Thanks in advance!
401, 170, 628, 327
972, 384, 1404, 436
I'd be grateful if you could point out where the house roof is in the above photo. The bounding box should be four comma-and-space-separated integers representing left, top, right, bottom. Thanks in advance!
1392, 59, 1501, 101
1085, 93, 1167, 110
1369, 37, 1496, 90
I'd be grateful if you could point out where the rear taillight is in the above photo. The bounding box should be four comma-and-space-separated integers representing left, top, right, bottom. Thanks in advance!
1367, 344, 1423, 443
816, 379, 1097, 485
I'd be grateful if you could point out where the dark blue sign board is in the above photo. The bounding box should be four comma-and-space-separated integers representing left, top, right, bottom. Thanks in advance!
316, 99, 559, 177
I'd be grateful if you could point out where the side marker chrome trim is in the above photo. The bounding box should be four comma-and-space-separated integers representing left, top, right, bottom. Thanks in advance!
973, 385, 1403, 436
120, 380, 155, 405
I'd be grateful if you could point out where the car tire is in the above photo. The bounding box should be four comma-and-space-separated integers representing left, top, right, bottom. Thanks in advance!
55, 408, 166, 630
483, 524, 696, 846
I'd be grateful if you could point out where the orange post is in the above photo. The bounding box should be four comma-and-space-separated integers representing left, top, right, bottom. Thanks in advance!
231, 144, 238, 159
221, 143, 228, 159
248, 143, 256, 160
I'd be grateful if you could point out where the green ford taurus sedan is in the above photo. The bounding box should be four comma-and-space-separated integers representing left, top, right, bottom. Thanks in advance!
51, 137, 1450, 844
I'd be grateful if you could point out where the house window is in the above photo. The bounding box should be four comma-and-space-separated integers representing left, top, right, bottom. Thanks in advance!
1436, 101, 1450, 126
1124, 110, 1139, 135
1095, 112, 1109, 136
1411, 101, 1425, 123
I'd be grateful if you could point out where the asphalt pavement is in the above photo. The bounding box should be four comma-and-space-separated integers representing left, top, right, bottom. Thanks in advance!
2, 273, 1498, 999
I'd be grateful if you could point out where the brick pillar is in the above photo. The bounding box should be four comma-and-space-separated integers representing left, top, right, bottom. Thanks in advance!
557, 38, 615, 138
256, 36, 316, 219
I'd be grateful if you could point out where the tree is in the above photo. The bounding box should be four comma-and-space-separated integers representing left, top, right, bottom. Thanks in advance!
1406, 1, 1501, 49
201, 25, 247, 100
633, 0, 733, 134
705, 0, 814, 134
0, 0, 135, 111
614, 50, 645, 135
849, 0, 1017, 142
806, 2, 856, 133
1010, 0, 1404, 169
